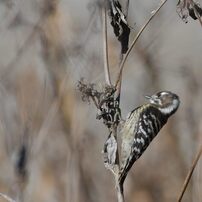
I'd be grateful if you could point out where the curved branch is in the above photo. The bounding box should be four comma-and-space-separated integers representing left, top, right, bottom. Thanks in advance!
115, 0, 168, 89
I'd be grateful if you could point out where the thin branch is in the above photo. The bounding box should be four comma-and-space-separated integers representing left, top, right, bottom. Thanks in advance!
0, 193, 16, 202
115, 78, 122, 102
102, 2, 112, 86
116, 0, 130, 99
112, 126, 125, 202
116, 178, 125, 202
195, 12, 202, 27
177, 145, 202, 202
115, 0, 168, 89
91, 96, 99, 109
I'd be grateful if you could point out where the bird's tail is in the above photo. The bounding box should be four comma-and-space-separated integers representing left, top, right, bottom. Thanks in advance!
119, 154, 137, 184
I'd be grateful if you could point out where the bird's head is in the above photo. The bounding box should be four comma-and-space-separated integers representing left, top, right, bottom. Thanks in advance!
145, 91, 180, 115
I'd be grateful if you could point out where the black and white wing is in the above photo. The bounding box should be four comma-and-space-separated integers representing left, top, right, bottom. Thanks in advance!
119, 105, 168, 184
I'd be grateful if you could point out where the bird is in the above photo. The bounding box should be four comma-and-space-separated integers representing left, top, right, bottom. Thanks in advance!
119, 91, 180, 184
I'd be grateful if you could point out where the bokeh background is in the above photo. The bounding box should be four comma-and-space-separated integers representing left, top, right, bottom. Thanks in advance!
0, 0, 202, 202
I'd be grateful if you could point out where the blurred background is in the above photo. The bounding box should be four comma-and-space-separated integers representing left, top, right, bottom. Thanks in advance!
0, 0, 202, 202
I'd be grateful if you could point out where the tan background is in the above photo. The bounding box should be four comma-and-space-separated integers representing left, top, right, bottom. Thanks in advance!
0, 0, 201, 202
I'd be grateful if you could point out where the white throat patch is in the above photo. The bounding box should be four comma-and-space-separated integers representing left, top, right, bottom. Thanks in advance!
159, 99, 179, 115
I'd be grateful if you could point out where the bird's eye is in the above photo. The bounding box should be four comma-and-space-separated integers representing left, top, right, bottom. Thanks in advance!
156, 93, 162, 98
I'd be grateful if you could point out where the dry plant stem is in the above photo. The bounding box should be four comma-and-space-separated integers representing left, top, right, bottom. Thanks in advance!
91, 96, 99, 108
116, 178, 124, 202
116, 0, 130, 99
102, 3, 112, 86
0, 193, 16, 202
190, 0, 202, 27
115, 0, 168, 89
177, 146, 202, 202
112, 126, 125, 202
115, 77, 122, 104
112, 126, 120, 165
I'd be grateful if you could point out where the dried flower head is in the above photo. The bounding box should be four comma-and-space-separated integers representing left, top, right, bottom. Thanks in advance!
77, 79, 121, 128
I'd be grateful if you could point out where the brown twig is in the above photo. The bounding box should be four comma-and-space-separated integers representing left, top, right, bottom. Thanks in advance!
115, 0, 131, 110
101, 2, 125, 201
0, 193, 16, 202
112, 126, 125, 202
91, 96, 99, 109
115, 0, 168, 89
116, 178, 125, 202
102, 1, 112, 86
177, 145, 202, 202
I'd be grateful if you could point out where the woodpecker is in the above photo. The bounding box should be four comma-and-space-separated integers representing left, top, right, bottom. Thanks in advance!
119, 91, 180, 184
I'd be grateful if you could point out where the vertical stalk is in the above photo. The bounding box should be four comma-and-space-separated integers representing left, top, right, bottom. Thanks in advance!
115, 175, 125, 202
102, 1, 112, 86
116, 0, 130, 100
112, 126, 125, 202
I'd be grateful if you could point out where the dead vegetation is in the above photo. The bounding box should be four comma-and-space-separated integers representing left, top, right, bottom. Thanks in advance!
0, 0, 201, 202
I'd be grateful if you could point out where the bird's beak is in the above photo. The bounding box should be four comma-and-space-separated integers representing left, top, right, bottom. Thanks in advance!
144, 95, 152, 100
144, 94, 159, 105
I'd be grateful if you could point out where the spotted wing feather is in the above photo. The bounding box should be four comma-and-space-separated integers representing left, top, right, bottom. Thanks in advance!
119, 105, 168, 184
